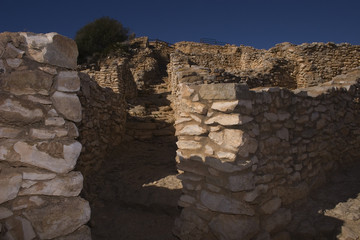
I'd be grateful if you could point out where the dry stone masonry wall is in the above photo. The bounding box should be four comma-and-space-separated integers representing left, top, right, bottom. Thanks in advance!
173, 41, 360, 89
170, 50, 360, 239
0, 32, 91, 240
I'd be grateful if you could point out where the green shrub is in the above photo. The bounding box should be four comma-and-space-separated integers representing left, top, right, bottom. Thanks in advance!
75, 17, 130, 64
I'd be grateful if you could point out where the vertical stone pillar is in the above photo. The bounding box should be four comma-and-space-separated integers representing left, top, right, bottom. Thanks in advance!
0, 32, 91, 239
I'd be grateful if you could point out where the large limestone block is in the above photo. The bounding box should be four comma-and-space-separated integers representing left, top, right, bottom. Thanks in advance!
200, 190, 254, 216
51, 91, 82, 122
23, 197, 91, 239
199, 83, 249, 100
3, 70, 53, 95
55, 71, 80, 92
13, 141, 82, 174
205, 114, 253, 126
209, 214, 259, 240
19, 171, 83, 197
0, 94, 44, 124
21, 168, 57, 181
209, 129, 245, 151
21, 32, 78, 69
176, 140, 202, 150
177, 124, 208, 136
0, 127, 22, 138
211, 100, 239, 112
0, 170, 22, 204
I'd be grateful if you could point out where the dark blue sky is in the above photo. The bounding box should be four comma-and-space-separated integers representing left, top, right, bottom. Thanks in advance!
1, 0, 359, 49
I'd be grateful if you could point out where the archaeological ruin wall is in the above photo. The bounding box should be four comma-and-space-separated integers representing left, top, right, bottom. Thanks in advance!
174, 41, 360, 89
0, 32, 91, 239
170, 49, 360, 239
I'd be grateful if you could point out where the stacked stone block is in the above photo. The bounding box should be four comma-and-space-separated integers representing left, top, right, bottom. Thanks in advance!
172, 59, 360, 239
0, 32, 90, 239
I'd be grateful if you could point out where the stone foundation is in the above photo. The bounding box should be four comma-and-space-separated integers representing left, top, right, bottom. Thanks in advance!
0, 32, 90, 239
170, 51, 360, 239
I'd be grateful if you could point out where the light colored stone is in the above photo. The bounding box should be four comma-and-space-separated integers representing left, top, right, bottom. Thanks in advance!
199, 83, 247, 100
176, 140, 202, 150
209, 214, 259, 240
200, 190, 255, 215
19, 171, 83, 197
174, 117, 192, 125
205, 114, 253, 126
0, 96, 44, 124
39, 66, 58, 75
177, 124, 207, 136
21, 32, 78, 68
13, 141, 82, 174
261, 197, 282, 214
209, 129, 245, 151
21, 180, 37, 189
211, 100, 239, 112
5, 216, 36, 240
45, 117, 65, 126
204, 145, 214, 155
51, 91, 82, 122
53, 225, 92, 240
25, 95, 53, 105
23, 197, 90, 239
54, 128, 68, 137
181, 99, 207, 114
0, 170, 22, 204
0, 127, 22, 138
29, 128, 56, 140
0, 206, 13, 219
227, 173, 255, 191
6, 58, 22, 68
55, 71, 80, 92
216, 151, 236, 161
22, 169, 57, 181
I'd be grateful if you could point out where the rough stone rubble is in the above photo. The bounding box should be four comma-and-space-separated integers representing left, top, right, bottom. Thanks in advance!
0, 32, 90, 240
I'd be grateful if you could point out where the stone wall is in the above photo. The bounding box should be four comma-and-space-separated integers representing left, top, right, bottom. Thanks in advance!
171, 54, 360, 239
173, 41, 360, 89
81, 57, 137, 100
0, 32, 91, 239
76, 72, 126, 192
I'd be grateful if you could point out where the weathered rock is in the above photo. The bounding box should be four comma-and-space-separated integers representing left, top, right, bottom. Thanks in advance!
21, 168, 57, 181
4, 216, 36, 240
200, 190, 255, 215
19, 171, 83, 197
177, 124, 208, 136
176, 140, 202, 150
261, 197, 282, 215
0, 206, 13, 219
45, 117, 65, 126
199, 83, 248, 100
55, 71, 80, 92
21, 32, 78, 68
13, 141, 82, 174
3, 70, 53, 95
29, 128, 56, 140
261, 208, 292, 233
211, 100, 239, 112
0, 170, 22, 204
6, 58, 22, 68
209, 214, 259, 240
0, 95, 44, 124
226, 172, 255, 191
23, 197, 90, 239
209, 129, 245, 151
53, 225, 92, 240
205, 114, 253, 126
51, 91, 82, 122
0, 127, 22, 138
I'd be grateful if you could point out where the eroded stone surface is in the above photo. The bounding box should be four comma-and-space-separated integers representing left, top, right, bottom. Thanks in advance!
23, 197, 90, 239
0, 170, 22, 204
51, 91, 82, 122
55, 71, 80, 92
13, 141, 82, 174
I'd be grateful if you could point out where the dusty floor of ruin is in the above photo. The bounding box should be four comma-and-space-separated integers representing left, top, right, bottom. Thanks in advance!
87, 138, 181, 240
